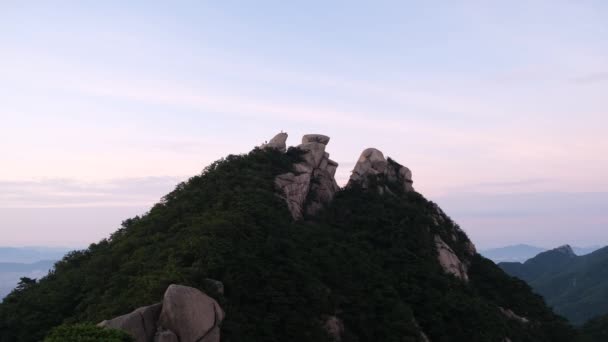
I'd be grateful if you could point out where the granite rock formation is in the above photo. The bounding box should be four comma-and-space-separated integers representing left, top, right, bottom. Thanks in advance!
98, 303, 162, 342
429, 203, 476, 282
347, 148, 414, 193
260, 132, 288, 152
273, 133, 339, 219
434, 235, 469, 282
499, 307, 530, 324
99, 284, 223, 342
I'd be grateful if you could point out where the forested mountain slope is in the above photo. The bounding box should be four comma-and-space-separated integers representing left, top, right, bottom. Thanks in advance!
500, 245, 608, 325
0, 134, 577, 342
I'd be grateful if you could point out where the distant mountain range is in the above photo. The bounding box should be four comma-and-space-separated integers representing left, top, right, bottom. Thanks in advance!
499, 245, 608, 325
481, 244, 600, 263
0, 247, 71, 300
0, 260, 57, 300
0, 246, 73, 263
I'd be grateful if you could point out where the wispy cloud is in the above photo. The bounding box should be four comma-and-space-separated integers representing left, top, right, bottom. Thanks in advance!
0, 177, 182, 208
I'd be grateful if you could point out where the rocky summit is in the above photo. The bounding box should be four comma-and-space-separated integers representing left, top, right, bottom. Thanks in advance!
270, 133, 340, 219
268, 133, 414, 219
0, 132, 580, 342
347, 147, 414, 194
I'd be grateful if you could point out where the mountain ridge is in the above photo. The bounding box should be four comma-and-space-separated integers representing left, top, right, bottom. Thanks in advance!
0, 133, 578, 341
481, 244, 600, 263
500, 244, 608, 324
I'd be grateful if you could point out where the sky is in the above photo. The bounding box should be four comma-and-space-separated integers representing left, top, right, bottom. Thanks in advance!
1, 1, 607, 249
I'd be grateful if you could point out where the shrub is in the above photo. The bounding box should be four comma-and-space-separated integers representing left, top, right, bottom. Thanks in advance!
44, 323, 133, 342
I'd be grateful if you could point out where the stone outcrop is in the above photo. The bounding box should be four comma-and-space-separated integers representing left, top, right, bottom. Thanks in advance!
154, 329, 178, 342
273, 133, 339, 219
98, 303, 162, 342
261, 132, 288, 152
499, 307, 530, 324
347, 148, 414, 193
434, 235, 469, 282
302, 134, 331, 145
99, 284, 223, 342
158, 284, 224, 342
428, 203, 477, 282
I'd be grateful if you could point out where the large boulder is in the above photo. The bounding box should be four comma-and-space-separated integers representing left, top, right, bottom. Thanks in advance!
154, 329, 178, 342
352, 148, 388, 179
302, 134, 330, 145
98, 303, 162, 342
158, 284, 224, 342
98, 284, 224, 342
261, 132, 288, 152
347, 148, 414, 193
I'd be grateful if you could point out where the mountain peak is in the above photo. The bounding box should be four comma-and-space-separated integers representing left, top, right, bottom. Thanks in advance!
553, 245, 576, 257
272, 132, 339, 219
347, 148, 414, 194
269, 133, 416, 219
0, 133, 579, 342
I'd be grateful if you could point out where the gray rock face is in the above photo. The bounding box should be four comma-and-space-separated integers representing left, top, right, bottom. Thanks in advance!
154, 329, 178, 342
261, 132, 288, 152
302, 134, 330, 145
159, 284, 224, 342
499, 307, 530, 324
347, 148, 414, 193
99, 284, 223, 342
434, 235, 469, 282
98, 303, 162, 342
274, 133, 340, 219
201, 326, 221, 342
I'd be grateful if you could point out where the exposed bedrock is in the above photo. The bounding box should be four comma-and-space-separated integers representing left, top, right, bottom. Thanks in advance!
347, 147, 414, 193
261, 132, 288, 152
273, 133, 339, 219
98, 284, 224, 342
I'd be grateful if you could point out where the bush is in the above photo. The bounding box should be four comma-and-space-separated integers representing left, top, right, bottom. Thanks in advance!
44, 323, 133, 342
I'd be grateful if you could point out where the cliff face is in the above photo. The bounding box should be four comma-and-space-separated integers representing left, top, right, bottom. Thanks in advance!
0, 132, 577, 342
271, 133, 339, 220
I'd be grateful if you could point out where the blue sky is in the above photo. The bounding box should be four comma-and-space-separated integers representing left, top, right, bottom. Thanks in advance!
1, 1, 607, 248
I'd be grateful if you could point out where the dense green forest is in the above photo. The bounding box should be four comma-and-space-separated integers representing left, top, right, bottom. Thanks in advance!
500, 245, 608, 324
0, 148, 581, 341
578, 314, 608, 342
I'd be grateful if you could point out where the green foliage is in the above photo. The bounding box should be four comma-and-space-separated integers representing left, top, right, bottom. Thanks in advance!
0, 148, 579, 341
577, 314, 608, 342
44, 323, 133, 342
499, 246, 608, 324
